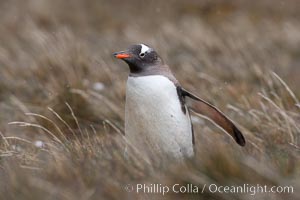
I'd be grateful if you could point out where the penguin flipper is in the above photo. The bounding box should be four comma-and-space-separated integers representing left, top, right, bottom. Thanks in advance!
180, 87, 246, 146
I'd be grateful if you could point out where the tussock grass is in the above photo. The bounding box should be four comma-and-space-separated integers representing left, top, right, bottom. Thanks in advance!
0, 0, 299, 199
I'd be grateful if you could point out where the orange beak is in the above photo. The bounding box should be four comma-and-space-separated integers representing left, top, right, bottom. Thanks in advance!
113, 51, 131, 59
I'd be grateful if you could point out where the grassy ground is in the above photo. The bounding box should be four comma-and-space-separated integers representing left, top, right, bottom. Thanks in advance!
0, 0, 299, 199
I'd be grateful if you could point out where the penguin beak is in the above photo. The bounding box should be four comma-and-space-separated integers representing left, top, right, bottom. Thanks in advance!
113, 51, 131, 59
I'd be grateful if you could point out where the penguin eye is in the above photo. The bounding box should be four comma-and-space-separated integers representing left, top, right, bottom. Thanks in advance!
139, 52, 145, 58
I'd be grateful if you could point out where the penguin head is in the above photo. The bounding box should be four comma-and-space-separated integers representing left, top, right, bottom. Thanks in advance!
113, 44, 162, 73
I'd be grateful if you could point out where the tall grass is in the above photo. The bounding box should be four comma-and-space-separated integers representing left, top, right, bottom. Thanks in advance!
0, 0, 299, 199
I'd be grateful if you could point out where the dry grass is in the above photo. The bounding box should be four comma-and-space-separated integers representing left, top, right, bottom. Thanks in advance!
0, 0, 299, 199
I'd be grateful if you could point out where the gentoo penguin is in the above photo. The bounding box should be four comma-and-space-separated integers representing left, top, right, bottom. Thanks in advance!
113, 44, 245, 160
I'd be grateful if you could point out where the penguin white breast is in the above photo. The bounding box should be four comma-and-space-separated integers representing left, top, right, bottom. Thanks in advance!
125, 75, 194, 159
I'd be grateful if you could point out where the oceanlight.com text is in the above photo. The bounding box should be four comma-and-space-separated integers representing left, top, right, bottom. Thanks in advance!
124, 183, 294, 196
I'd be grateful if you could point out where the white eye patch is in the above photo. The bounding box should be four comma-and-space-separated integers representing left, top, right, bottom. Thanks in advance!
140, 44, 151, 54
